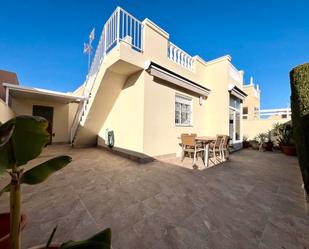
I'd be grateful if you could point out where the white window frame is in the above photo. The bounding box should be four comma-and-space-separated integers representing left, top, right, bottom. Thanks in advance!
175, 94, 193, 127
229, 94, 242, 144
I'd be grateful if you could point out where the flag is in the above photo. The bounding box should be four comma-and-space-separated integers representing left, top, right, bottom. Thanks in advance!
89, 28, 95, 42
83, 42, 90, 54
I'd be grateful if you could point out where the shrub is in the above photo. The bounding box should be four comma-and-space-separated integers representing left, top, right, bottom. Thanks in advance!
290, 63, 309, 194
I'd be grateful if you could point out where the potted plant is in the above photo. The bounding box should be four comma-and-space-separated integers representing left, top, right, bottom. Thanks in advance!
242, 136, 250, 148
250, 139, 260, 150
254, 133, 268, 151
264, 130, 274, 151
0, 116, 111, 249
276, 123, 296, 156
272, 122, 282, 150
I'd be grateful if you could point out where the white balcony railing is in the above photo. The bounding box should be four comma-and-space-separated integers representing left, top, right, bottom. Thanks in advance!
88, 7, 143, 79
168, 42, 194, 71
258, 108, 292, 119
243, 108, 292, 120
70, 7, 143, 143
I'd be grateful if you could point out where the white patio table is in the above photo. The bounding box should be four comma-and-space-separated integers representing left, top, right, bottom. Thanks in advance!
195, 136, 215, 167
178, 136, 215, 168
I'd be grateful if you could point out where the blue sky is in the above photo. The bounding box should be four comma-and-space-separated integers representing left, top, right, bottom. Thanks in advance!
1, 0, 308, 109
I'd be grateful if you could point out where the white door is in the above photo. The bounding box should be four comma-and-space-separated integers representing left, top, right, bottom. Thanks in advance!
229, 108, 241, 144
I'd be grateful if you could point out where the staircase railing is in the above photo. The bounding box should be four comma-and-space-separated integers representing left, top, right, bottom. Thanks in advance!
70, 7, 143, 144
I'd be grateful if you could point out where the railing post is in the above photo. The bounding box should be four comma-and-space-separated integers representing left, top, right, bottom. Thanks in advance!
5, 87, 9, 105
117, 7, 120, 45
104, 25, 107, 56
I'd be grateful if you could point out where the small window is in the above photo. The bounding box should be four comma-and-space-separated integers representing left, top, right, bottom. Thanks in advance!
175, 94, 192, 126
243, 107, 248, 115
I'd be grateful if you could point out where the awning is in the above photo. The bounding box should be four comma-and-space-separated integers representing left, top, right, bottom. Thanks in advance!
145, 61, 211, 97
3, 83, 84, 104
228, 84, 247, 101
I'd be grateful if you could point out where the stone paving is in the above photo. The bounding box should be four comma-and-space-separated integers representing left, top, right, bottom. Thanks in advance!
0, 145, 308, 249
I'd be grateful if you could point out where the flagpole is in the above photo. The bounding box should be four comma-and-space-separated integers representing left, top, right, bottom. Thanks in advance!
88, 49, 91, 73
84, 28, 95, 75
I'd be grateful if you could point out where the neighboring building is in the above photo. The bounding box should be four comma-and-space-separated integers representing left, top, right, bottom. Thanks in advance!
3, 84, 83, 143
0, 7, 249, 160
242, 77, 291, 139
0, 69, 19, 103
242, 77, 260, 120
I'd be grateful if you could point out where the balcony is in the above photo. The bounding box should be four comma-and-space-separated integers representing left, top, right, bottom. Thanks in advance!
168, 42, 194, 71
243, 108, 292, 120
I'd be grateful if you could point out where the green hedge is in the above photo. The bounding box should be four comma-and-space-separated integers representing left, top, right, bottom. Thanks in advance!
290, 63, 309, 194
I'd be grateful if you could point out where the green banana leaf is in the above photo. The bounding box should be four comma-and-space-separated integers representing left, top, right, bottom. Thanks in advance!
60, 228, 111, 249
0, 119, 15, 147
0, 155, 72, 195
20, 155, 72, 185
0, 141, 13, 174
0, 183, 10, 196
13, 116, 50, 166
0, 116, 50, 172
0, 119, 15, 173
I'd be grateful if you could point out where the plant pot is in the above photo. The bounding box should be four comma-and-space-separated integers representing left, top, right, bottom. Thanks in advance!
281, 145, 297, 156
250, 141, 259, 150
0, 213, 27, 249
264, 142, 273, 151
242, 141, 250, 148
279, 143, 284, 152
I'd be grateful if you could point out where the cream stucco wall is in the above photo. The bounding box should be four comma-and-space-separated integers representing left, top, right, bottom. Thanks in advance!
73, 41, 145, 147
243, 119, 288, 140
203, 60, 231, 136
98, 71, 145, 154
0, 99, 15, 123
143, 73, 206, 157
11, 98, 72, 143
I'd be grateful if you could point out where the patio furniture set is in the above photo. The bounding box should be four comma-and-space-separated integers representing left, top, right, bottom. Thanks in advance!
179, 134, 230, 168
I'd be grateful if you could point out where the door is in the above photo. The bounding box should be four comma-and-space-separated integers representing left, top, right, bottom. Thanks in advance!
32, 105, 54, 144
229, 108, 241, 145
229, 109, 235, 142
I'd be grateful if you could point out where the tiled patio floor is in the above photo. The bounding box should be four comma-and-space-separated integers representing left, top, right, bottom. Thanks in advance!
0, 145, 308, 249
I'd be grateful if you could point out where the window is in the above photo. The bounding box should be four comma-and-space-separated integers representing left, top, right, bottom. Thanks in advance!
229, 95, 241, 110
175, 94, 192, 126
242, 107, 248, 119
254, 107, 260, 118
243, 107, 248, 114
